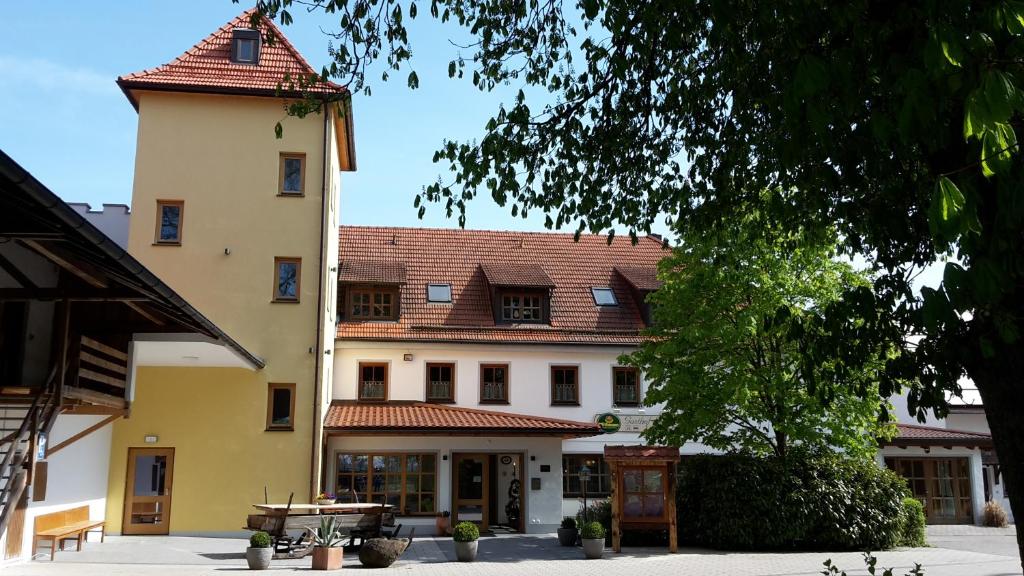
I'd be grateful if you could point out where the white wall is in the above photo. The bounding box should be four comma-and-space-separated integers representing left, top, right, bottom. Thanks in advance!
332, 342, 656, 422
2, 414, 113, 563
325, 435, 563, 533
68, 203, 130, 249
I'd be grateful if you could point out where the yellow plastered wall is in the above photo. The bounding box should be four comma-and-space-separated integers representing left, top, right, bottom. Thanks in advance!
110, 91, 339, 532
106, 367, 308, 533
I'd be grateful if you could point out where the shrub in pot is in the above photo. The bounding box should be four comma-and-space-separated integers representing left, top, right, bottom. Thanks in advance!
309, 516, 344, 570
452, 521, 480, 562
435, 510, 451, 536
580, 521, 605, 559
983, 500, 1009, 528
557, 517, 578, 546
246, 531, 272, 570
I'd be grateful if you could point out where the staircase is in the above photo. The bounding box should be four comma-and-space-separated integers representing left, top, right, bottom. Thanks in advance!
0, 385, 60, 539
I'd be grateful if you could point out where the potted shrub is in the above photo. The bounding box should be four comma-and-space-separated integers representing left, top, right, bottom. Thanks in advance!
557, 517, 578, 546
435, 510, 451, 536
580, 521, 605, 559
246, 531, 272, 570
309, 516, 344, 570
452, 521, 479, 562
316, 492, 336, 506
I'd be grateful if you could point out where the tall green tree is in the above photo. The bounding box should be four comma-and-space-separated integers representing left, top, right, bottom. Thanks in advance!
628, 199, 897, 460
253, 0, 1024, 561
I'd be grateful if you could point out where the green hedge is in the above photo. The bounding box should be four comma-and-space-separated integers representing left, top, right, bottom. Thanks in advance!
899, 497, 927, 547
677, 453, 909, 551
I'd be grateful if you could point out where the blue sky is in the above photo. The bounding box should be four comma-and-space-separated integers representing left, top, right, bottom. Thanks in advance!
0, 1, 620, 234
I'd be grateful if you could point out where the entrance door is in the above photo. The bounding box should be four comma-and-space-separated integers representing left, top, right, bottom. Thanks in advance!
453, 453, 489, 530
123, 448, 174, 535
885, 457, 973, 524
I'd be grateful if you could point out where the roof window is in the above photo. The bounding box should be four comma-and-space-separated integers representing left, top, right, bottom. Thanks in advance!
427, 283, 452, 303
591, 287, 618, 306
231, 29, 261, 64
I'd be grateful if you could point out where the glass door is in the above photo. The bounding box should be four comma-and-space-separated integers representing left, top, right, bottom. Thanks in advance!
123, 448, 174, 535
452, 453, 489, 530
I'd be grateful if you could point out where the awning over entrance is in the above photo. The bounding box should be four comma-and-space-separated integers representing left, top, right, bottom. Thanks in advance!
881, 423, 993, 449
324, 400, 601, 438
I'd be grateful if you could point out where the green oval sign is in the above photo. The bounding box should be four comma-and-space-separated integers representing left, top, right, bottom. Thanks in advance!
596, 413, 621, 434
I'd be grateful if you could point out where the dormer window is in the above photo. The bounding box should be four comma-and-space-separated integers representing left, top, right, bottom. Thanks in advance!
346, 286, 399, 320
501, 292, 543, 322
231, 29, 261, 64
591, 287, 618, 306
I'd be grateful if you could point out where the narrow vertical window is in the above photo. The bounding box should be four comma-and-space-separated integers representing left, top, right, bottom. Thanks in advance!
480, 364, 509, 404
279, 153, 306, 196
425, 362, 455, 403
273, 257, 301, 302
155, 200, 184, 245
550, 365, 580, 405
358, 362, 388, 401
266, 383, 295, 430
613, 367, 641, 406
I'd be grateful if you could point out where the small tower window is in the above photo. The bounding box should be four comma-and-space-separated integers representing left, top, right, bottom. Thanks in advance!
231, 29, 261, 64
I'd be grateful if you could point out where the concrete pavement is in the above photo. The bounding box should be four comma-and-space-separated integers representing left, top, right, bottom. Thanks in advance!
2, 526, 1019, 576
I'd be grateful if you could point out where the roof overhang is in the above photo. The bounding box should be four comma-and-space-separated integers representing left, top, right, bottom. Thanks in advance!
324, 400, 602, 439
132, 333, 259, 369
879, 424, 993, 449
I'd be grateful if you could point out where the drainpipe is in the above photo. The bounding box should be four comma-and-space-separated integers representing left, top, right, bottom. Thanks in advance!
310, 100, 331, 502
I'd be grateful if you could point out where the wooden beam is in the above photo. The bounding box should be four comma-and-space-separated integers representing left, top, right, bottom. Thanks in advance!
79, 351, 127, 375
0, 288, 148, 302
63, 387, 126, 409
124, 301, 165, 326
0, 252, 37, 289
81, 337, 128, 362
59, 405, 128, 416
78, 368, 126, 389
20, 240, 106, 288
46, 414, 121, 457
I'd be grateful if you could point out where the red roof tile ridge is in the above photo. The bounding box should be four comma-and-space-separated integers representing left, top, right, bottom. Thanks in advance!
339, 224, 668, 245
329, 399, 600, 429
897, 422, 990, 437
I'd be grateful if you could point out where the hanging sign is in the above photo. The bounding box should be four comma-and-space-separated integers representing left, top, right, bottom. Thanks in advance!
595, 413, 621, 434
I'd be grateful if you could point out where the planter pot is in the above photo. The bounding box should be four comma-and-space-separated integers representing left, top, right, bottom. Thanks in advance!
556, 528, 578, 547
454, 540, 478, 562
316, 499, 336, 506
245, 547, 272, 570
312, 546, 343, 571
582, 538, 604, 559
435, 517, 450, 537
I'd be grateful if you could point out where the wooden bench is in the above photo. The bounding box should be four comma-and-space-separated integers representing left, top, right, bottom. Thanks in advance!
33, 505, 105, 561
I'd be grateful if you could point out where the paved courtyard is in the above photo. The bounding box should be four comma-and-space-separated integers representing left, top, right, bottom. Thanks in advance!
3, 526, 1020, 576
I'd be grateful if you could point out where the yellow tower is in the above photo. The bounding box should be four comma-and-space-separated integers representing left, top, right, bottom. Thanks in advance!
107, 9, 354, 534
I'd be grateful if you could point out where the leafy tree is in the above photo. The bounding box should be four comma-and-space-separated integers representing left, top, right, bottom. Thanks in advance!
252, 0, 1024, 562
628, 198, 897, 460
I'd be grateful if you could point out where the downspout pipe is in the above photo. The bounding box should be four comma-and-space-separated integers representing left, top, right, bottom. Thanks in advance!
310, 100, 331, 501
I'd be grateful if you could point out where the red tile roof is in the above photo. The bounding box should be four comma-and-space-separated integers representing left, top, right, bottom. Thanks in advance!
339, 260, 407, 285
615, 266, 663, 292
324, 401, 601, 437
117, 8, 345, 107
882, 423, 992, 447
336, 226, 670, 344
604, 445, 681, 461
480, 263, 556, 288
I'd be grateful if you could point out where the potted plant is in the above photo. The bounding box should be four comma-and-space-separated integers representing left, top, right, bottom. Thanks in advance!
452, 521, 479, 562
580, 521, 605, 559
316, 492, 336, 506
309, 516, 344, 570
246, 531, 273, 570
435, 510, 451, 536
557, 517, 578, 546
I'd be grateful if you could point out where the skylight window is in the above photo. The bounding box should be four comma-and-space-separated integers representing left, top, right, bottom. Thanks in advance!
427, 283, 452, 303
592, 287, 618, 306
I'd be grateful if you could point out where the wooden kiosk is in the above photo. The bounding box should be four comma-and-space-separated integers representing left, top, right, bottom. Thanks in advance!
603, 445, 680, 553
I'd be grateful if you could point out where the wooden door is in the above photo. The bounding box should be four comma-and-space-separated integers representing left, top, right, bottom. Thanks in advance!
885, 457, 973, 524
123, 448, 174, 535
452, 453, 489, 530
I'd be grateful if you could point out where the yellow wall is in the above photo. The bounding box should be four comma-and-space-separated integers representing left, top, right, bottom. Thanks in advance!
106, 367, 308, 533
111, 90, 342, 532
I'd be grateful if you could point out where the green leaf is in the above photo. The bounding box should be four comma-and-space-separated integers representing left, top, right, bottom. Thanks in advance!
1005, 1, 1024, 34
981, 122, 1017, 177
408, 70, 420, 89
274, 122, 284, 139
928, 177, 965, 239
983, 70, 1015, 122
581, 0, 600, 20
963, 91, 985, 140
794, 55, 828, 99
